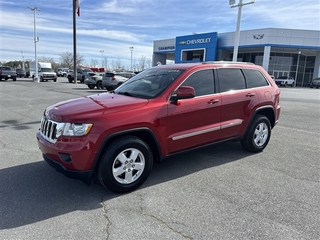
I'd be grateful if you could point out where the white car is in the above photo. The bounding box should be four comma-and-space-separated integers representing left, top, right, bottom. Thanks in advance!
102, 72, 135, 90
275, 76, 295, 87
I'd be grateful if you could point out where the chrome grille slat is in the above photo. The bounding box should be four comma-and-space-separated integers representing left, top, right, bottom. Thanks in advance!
39, 117, 58, 143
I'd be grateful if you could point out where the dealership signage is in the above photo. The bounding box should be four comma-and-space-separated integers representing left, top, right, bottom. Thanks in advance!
179, 38, 212, 45
158, 46, 175, 51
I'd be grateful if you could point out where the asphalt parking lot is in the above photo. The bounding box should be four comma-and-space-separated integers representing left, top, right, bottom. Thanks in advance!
0, 77, 319, 240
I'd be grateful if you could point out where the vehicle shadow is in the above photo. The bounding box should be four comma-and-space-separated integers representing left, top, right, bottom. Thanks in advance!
0, 141, 252, 230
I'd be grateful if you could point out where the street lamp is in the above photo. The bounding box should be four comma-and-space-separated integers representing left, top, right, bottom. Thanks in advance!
294, 51, 301, 87
100, 50, 104, 68
229, 0, 255, 62
21, 51, 25, 71
28, 6, 40, 82
129, 46, 134, 71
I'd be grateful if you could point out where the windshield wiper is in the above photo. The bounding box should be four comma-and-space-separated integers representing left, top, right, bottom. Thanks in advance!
117, 91, 133, 97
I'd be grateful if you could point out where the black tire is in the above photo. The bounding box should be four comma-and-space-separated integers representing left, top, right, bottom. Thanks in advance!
88, 85, 95, 89
241, 114, 271, 152
53, 79, 57, 82
13, 78, 16, 81
98, 136, 153, 193
291, 82, 294, 87
68, 76, 72, 83
97, 81, 102, 89
284, 82, 287, 87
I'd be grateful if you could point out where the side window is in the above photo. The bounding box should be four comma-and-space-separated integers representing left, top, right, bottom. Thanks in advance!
181, 69, 214, 96
217, 68, 246, 92
242, 69, 269, 88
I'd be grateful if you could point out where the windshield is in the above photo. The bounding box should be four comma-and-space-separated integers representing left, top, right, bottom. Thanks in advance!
41, 68, 54, 72
114, 68, 185, 99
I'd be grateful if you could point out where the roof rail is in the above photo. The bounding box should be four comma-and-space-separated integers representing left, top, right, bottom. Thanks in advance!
202, 61, 255, 65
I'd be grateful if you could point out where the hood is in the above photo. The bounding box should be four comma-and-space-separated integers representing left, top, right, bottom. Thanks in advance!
46, 92, 149, 122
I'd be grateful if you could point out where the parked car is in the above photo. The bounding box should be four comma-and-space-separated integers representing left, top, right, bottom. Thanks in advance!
67, 68, 93, 83
275, 76, 295, 87
84, 72, 104, 89
37, 61, 281, 193
309, 77, 320, 89
16, 68, 26, 78
102, 72, 135, 90
0, 66, 17, 81
57, 68, 69, 77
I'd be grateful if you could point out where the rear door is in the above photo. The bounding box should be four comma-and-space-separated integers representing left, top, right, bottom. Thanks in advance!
217, 68, 260, 139
166, 69, 222, 153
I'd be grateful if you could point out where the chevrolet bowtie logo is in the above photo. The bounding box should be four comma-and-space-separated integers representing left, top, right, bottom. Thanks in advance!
179, 41, 187, 45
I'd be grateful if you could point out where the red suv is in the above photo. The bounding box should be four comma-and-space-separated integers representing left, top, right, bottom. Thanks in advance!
37, 62, 281, 193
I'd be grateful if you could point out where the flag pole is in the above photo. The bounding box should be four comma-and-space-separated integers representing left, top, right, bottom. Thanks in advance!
73, 0, 77, 84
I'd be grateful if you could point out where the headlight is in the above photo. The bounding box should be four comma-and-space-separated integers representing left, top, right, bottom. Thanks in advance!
56, 123, 93, 137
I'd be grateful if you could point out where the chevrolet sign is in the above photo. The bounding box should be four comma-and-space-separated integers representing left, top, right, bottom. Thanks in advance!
179, 38, 211, 45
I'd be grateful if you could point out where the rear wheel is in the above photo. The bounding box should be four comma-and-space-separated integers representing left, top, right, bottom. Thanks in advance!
241, 115, 271, 152
97, 81, 103, 89
13, 78, 16, 81
88, 85, 95, 89
98, 136, 153, 193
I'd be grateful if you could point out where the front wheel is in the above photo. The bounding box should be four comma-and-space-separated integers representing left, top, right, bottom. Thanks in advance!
98, 136, 153, 193
241, 115, 271, 152
291, 82, 294, 87
88, 85, 95, 89
68, 76, 72, 83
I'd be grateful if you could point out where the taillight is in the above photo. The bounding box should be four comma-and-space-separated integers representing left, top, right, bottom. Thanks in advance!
111, 76, 115, 81
0, 70, 2, 74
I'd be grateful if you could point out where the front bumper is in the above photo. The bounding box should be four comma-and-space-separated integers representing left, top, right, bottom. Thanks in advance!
43, 154, 92, 184
37, 131, 96, 184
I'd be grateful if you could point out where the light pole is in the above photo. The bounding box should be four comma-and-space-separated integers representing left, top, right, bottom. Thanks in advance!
28, 7, 40, 82
21, 51, 25, 71
100, 50, 104, 69
129, 46, 134, 71
294, 51, 301, 87
229, 0, 255, 62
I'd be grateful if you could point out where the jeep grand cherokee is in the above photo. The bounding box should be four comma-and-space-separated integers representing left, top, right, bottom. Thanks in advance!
37, 62, 281, 193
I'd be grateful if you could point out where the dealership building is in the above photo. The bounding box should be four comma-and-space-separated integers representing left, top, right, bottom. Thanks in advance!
152, 28, 320, 87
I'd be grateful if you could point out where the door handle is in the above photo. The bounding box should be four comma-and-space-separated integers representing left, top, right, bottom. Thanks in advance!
208, 99, 219, 104
246, 93, 255, 97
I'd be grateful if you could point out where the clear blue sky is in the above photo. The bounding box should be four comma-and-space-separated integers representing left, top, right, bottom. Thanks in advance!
0, 0, 319, 67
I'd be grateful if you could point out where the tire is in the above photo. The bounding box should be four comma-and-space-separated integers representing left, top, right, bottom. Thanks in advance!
13, 78, 16, 81
88, 85, 95, 89
98, 136, 153, 193
284, 82, 287, 87
291, 82, 294, 87
68, 76, 72, 83
241, 114, 271, 152
53, 79, 57, 82
97, 81, 102, 89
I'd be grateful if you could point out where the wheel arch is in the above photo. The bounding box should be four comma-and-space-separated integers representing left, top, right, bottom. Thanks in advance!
242, 105, 276, 140
90, 128, 162, 178
253, 106, 276, 128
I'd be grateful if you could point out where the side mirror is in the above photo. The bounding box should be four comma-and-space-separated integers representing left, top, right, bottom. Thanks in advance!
170, 86, 195, 102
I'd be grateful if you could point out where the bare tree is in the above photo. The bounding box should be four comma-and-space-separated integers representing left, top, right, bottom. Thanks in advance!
90, 58, 99, 68
38, 56, 59, 70
59, 51, 84, 69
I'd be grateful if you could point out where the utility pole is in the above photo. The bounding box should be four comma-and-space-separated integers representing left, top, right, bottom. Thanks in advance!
229, 0, 255, 62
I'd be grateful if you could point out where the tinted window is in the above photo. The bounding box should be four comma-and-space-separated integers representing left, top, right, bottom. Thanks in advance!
181, 69, 214, 96
217, 68, 246, 92
242, 69, 269, 88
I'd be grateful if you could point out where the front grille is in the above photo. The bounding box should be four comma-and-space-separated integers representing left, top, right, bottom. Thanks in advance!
39, 117, 58, 143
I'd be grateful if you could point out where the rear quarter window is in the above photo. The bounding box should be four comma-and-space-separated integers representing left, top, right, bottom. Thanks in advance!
242, 69, 269, 88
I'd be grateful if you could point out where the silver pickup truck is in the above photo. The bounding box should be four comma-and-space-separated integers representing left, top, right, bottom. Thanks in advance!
0, 66, 17, 81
